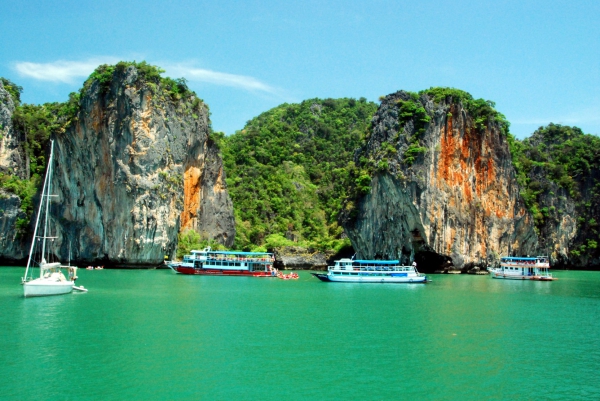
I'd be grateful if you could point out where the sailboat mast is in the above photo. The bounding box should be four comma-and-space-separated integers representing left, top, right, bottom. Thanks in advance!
40, 142, 55, 273
24, 140, 54, 280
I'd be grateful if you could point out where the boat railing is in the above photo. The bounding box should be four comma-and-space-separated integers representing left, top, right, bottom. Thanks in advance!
536, 263, 551, 268
329, 265, 415, 272
501, 261, 551, 268
183, 254, 274, 263
207, 255, 274, 263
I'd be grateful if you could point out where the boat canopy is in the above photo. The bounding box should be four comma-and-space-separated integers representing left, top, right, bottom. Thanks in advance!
190, 250, 272, 256
208, 251, 273, 256
354, 260, 400, 265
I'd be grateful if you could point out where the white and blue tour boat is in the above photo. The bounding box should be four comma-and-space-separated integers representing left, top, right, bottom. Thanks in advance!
312, 258, 427, 283
487, 256, 555, 281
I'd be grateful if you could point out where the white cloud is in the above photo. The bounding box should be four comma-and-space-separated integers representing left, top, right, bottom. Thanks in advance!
13, 58, 282, 97
14, 58, 119, 83
164, 64, 280, 95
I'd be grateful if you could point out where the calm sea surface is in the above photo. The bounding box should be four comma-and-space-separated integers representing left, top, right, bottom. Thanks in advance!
1, 267, 599, 400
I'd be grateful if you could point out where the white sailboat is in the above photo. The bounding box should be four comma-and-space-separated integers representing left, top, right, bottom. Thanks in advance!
22, 140, 81, 297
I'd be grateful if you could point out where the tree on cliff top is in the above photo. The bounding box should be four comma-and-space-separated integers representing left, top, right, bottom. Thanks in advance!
82, 61, 202, 106
1, 77, 23, 105
420, 87, 510, 136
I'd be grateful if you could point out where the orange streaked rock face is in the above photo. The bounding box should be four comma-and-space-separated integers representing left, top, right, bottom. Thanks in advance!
182, 166, 201, 231
342, 91, 538, 271
179, 136, 235, 246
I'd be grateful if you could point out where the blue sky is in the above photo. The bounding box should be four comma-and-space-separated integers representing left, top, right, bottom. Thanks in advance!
1, 0, 598, 139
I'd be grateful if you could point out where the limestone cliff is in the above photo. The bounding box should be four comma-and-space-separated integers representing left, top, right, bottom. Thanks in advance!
341, 90, 538, 271
0, 80, 27, 179
273, 246, 334, 270
0, 80, 28, 260
29, 63, 235, 266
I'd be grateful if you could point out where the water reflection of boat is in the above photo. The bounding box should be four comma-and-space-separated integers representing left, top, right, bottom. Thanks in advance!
312, 259, 427, 283
487, 256, 556, 281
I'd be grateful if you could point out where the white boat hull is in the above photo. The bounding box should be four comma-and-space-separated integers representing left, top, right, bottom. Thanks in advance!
23, 278, 74, 297
490, 273, 554, 281
327, 274, 427, 283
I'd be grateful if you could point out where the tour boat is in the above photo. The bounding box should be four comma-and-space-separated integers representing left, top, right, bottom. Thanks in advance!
22, 140, 82, 297
487, 256, 556, 281
312, 258, 428, 283
172, 248, 277, 277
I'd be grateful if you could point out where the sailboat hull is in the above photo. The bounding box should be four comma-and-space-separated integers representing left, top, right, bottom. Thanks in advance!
23, 279, 74, 297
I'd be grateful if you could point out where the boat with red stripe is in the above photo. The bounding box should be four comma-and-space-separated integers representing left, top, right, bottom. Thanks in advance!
170, 247, 277, 277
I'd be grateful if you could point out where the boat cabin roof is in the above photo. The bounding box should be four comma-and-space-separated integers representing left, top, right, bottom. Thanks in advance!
336, 259, 401, 265
191, 250, 272, 256
354, 260, 400, 265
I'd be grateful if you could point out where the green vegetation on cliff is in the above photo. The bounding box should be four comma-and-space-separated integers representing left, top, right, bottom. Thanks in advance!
509, 123, 600, 260
0, 82, 79, 235
83, 61, 201, 106
12, 96, 80, 174
420, 87, 510, 135
221, 97, 378, 251
1, 78, 23, 105
176, 230, 228, 259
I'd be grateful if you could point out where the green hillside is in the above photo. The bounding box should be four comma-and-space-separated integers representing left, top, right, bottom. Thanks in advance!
510, 123, 600, 264
221, 97, 378, 252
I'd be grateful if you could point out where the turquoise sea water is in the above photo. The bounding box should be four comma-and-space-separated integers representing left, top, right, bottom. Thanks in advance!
1, 268, 599, 400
